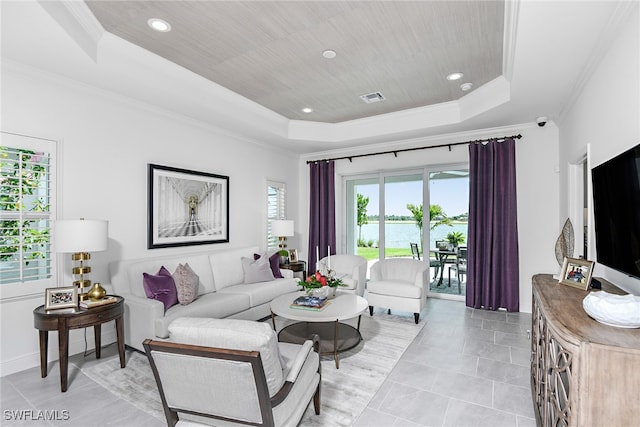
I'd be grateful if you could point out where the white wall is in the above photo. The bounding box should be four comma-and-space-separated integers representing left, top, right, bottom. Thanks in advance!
0, 65, 300, 376
559, 4, 640, 294
298, 124, 560, 313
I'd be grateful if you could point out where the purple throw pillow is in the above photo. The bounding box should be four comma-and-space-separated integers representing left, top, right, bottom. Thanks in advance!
143, 266, 178, 311
254, 252, 284, 279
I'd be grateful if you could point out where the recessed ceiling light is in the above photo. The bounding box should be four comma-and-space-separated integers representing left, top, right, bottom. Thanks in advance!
302, 107, 313, 113
446, 72, 464, 81
148, 18, 171, 32
322, 49, 337, 59
460, 82, 473, 91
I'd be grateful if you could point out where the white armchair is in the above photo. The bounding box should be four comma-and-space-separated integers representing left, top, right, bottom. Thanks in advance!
318, 254, 368, 296
367, 258, 429, 324
144, 318, 321, 426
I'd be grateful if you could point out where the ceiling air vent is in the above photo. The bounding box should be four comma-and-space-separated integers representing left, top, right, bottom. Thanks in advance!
360, 92, 385, 104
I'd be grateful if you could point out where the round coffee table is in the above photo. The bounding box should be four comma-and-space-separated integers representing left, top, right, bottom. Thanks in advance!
270, 291, 368, 368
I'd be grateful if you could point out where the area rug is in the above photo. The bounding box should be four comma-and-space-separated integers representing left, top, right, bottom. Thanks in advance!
82, 311, 425, 426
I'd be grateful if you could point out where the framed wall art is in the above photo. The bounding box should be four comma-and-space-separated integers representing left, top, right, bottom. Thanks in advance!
45, 286, 77, 310
559, 257, 594, 290
148, 164, 229, 249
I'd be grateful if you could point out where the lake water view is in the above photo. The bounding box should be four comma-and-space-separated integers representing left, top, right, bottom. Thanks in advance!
360, 221, 468, 249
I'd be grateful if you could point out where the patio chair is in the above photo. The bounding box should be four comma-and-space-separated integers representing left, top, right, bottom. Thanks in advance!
412, 243, 441, 279
144, 317, 321, 426
448, 246, 467, 293
410, 243, 421, 260
317, 254, 367, 296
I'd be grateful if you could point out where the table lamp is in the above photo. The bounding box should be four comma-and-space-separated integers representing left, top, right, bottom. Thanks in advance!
271, 220, 294, 250
54, 219, 108, 301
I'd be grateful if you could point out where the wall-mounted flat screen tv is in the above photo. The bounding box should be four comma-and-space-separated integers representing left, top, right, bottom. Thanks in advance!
591, 143, 640, 279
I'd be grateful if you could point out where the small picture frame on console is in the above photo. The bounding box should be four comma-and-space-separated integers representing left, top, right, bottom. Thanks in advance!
288, 249, 299, 263
559, 257, 594, 290
44, 286, 78, 310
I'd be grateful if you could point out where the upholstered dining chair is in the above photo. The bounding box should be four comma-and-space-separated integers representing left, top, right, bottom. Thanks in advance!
367, 258, 429, 323
448, 246, 467, 293
317, 254, 367, 296
144, 317, 321, 427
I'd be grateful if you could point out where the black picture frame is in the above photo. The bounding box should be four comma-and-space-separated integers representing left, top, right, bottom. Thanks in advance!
148, 164, 229, 249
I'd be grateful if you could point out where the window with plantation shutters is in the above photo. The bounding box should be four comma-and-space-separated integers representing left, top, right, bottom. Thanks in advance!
267, 181, 286, 250
0, 131, 57, 296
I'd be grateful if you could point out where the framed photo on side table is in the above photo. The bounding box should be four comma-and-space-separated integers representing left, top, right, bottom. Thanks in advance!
288, 249, 299, 263
559, 257, 594, 290
44, 286, 77, 310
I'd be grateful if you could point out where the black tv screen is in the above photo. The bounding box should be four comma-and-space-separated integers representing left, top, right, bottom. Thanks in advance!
591, 143, 640, 279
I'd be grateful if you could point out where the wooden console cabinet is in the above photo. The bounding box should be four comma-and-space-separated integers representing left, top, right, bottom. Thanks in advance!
531, 274, 640, 426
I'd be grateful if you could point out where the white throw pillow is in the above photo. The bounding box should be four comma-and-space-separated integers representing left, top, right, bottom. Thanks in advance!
241, 255, 275, 284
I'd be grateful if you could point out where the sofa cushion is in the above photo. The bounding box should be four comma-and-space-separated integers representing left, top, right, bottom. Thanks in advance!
219, 278, 299, 307
209, 247, 258, 290
254, 252, 284, 279
173, 263, 199, 305
143, 266, 178, 311
168, 317, 284, 397
367, 280, 423, 299
155, 292, 251, 339
242, 256, 275, 284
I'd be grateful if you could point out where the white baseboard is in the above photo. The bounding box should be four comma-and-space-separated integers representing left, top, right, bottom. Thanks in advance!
1, 329, 117, 377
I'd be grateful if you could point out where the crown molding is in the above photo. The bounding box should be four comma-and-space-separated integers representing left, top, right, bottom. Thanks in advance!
503, 0, 521, 81
37, 0, 104, 61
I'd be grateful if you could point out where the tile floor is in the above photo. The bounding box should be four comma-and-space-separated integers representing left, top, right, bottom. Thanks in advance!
354, 298, 536, 427
1, 298, 535, 426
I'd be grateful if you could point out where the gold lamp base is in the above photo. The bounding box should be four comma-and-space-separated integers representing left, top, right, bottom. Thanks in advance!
71, 252, 92, 302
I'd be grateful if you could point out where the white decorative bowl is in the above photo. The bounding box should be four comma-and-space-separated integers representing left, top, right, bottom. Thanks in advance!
582, 291, 640, 328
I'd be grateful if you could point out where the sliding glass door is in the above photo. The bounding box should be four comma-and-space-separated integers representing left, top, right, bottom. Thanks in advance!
344, 165, 468, 298
383, 173, 424, 258
427, 166, 469, 297
345, 170, 424, 259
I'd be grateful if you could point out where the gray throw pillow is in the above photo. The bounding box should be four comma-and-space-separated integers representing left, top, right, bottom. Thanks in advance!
241, 256, 275, 284
173, 263, 199, 305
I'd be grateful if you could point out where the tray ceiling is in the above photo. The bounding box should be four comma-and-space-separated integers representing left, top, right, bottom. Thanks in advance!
85, 1, 504, 123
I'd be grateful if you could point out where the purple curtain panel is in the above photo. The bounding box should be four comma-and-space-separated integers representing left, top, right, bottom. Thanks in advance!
308, 161, 336, 274
467, 138, 520, 312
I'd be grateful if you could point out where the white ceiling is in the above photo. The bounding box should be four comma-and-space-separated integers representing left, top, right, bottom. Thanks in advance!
0, 1, 632, 154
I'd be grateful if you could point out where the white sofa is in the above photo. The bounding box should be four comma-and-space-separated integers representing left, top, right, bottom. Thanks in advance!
110, 246, 299, 351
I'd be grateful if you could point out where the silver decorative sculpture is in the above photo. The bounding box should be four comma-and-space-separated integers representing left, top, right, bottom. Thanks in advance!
554, 218, 575, 266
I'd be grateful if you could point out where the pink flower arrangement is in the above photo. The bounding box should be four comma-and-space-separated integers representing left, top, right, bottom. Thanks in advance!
298, 271, 343, 290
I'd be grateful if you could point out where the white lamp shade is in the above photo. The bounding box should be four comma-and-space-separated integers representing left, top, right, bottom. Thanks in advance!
271, 220, 294, 237
54, 219, 109, 253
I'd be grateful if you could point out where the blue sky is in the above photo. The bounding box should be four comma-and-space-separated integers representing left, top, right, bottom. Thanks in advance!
357, 177, 469, 217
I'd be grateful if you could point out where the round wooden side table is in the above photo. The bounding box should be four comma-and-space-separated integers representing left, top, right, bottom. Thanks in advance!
33, 295, 126, 392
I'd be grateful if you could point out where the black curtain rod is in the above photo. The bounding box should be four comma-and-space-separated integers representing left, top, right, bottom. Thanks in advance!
306, 133, 523, 164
